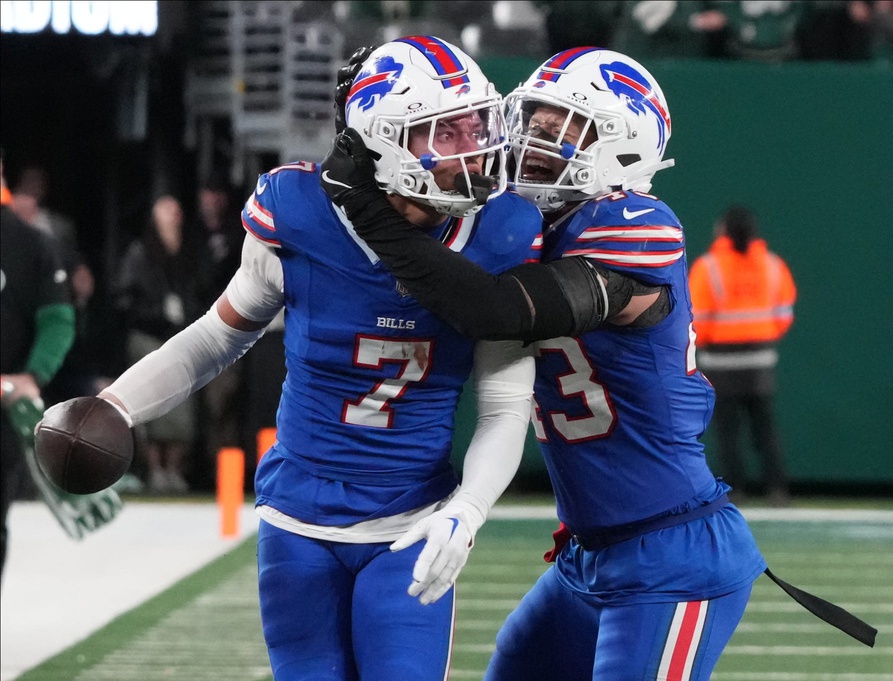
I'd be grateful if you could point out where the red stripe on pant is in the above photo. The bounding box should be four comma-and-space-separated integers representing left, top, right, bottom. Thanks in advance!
666, 600, 706, 680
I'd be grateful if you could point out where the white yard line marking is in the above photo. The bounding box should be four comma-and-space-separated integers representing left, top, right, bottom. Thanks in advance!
724, 645, 893, 655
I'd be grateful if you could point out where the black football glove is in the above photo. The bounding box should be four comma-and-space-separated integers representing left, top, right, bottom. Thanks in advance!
321, 128, 382, 217
334, 45, 377, 134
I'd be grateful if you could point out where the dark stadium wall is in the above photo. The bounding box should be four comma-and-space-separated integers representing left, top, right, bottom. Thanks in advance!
452, 58, 893, 488
0, 2, 198, 378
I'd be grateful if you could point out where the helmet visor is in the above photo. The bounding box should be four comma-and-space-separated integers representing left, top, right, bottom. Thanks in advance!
405, 102, 505, 162
397, 100, 508, 214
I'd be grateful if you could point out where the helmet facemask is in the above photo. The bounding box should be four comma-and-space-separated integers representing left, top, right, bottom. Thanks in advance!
506, 95, 613, 212
380, 100, 507, 217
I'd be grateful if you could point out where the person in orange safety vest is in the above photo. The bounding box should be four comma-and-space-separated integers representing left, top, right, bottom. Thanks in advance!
689, 205, 796, 506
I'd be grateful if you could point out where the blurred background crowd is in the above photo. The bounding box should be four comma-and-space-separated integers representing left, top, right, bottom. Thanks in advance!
2, 0, 891, 496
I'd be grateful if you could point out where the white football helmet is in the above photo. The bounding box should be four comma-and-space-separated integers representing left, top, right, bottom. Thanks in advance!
345, 36, 507, 217
505, 48, 675, 211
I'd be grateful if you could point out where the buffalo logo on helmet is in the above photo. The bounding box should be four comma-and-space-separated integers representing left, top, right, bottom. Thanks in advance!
600, 61, 671, 153
347, 56, 405, 112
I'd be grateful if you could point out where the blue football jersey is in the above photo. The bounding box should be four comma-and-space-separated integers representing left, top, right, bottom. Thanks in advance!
531, 189, 719, 532
241, 162, 542, 526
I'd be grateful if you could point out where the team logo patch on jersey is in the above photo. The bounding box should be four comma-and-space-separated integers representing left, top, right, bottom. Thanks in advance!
600, 61, 671, 153
347, 57, 404, 112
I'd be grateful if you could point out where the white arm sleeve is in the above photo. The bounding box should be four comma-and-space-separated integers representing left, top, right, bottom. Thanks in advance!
446, 340, 535, 532
225, 233, 285, 322
104, 235, 285, 425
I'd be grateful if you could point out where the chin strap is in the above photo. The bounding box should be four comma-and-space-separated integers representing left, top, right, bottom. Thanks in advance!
454, 173, 495, 206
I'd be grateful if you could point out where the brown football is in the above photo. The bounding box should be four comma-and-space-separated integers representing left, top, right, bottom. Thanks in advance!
35, 396, 134, 494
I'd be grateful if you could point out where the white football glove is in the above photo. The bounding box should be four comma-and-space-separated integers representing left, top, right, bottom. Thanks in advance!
390, 500, 484, 605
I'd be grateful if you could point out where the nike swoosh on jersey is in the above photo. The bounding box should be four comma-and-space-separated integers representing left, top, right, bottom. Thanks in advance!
256, 180, 268, 194
623, 207, 656, 220
321, 170, 352, 190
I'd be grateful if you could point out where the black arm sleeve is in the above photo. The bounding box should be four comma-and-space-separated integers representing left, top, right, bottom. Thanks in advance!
347, 194, 610, 342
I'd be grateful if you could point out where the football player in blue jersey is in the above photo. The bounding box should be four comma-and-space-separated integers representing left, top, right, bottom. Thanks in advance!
42, 37, 546, 681
321, 47, 875, 679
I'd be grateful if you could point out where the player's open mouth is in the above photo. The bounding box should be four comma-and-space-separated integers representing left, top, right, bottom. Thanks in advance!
519, 157, 554, 182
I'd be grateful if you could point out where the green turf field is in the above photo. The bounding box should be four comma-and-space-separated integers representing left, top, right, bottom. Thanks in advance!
17, 510, 893, 681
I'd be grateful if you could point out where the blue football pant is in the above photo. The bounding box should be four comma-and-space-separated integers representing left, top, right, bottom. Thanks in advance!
484, 565, 751, 681
257, 520, 455, 681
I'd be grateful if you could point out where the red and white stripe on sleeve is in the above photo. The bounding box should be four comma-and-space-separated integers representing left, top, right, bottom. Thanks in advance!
565, 224, 683, 270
